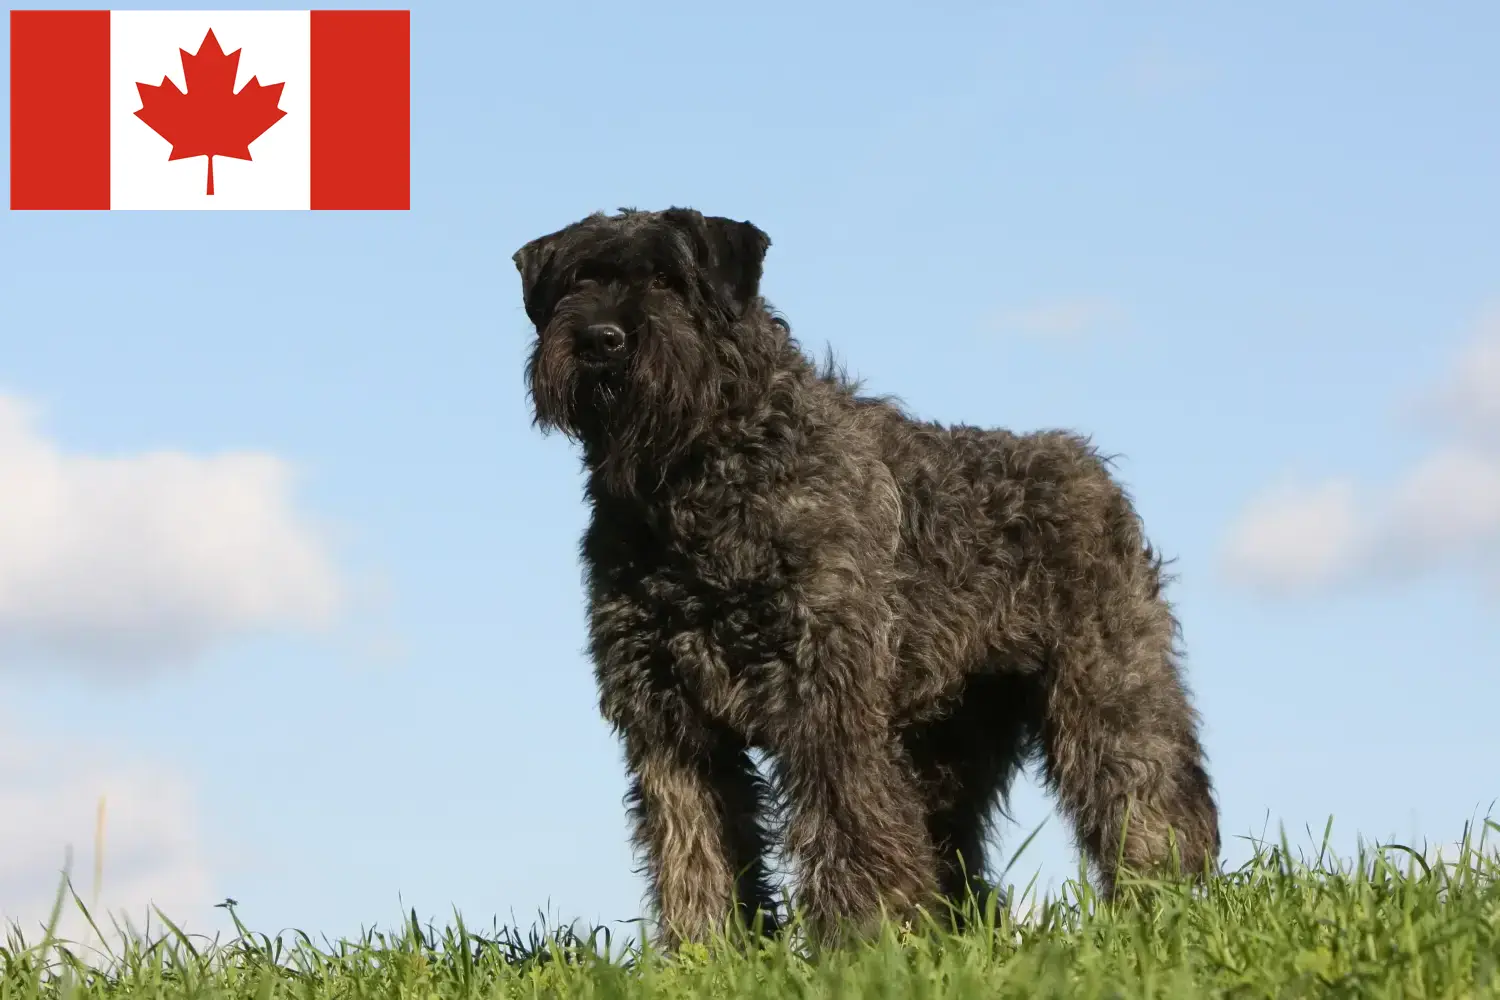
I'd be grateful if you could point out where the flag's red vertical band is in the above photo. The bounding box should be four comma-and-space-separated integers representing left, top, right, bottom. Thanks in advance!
310, 10, 410, 210
10, 10, 111, 210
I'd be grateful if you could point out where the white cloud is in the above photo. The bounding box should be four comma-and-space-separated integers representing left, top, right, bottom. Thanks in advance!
1223, 310, 1500, 595
1222, 479, 1364, 592
0, 394, 341, 671
0, 722, 216, 944
1425, 308, 1500, 442
992, 298, 1123, 339
1379, 447, 1500, 573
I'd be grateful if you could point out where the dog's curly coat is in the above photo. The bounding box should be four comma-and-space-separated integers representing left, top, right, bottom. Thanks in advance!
513, 207, 1220, 947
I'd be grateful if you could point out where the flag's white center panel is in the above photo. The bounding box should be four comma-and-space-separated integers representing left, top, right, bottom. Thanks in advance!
110, 10, 311, 210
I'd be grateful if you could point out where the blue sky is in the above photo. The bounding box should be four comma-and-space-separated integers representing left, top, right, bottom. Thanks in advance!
2, 0, 1498, 944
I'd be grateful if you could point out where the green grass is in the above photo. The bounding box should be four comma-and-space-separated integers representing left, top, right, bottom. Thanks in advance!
5, 822, 1499, 999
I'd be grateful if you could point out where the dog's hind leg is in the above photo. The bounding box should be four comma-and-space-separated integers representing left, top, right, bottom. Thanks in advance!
1038, 596, 1220, 898
903, 672, 1036, 928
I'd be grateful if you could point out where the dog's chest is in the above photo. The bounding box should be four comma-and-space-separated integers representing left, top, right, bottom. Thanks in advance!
585, 486, 805, 731
649, 555, 793, 712
606, 541, 795, 737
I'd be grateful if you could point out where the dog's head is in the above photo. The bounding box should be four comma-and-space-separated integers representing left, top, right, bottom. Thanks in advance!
513, 207, 774, 491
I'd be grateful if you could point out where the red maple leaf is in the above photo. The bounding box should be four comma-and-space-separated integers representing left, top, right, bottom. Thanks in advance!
134, 29, 287, 196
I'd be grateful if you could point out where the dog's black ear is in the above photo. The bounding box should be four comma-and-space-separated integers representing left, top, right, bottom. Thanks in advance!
512, 234, 559, 327
665, 208, 771, 316
711, 216, 771, 311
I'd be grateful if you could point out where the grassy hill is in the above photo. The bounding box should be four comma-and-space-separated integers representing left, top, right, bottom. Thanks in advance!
5, 823, 1498, 999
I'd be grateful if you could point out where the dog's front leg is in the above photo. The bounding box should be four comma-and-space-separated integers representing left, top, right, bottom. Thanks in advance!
771, 585, 938, 945
616, 727, 777, 949
592, 599, 777, 950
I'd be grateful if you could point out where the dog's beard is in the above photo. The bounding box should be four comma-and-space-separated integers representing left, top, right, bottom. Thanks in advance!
526, 336, 611, 443
528, 315, 727, 497
526, 301, 614, 434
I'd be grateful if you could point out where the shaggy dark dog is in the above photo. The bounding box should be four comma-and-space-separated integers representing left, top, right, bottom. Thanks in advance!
512, 207, 1220, 947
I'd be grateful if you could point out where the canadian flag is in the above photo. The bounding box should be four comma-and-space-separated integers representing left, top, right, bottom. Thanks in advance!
10, 9, 409, 210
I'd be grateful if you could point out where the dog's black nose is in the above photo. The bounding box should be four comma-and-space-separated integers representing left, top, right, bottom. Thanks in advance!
578, 323, 627, 359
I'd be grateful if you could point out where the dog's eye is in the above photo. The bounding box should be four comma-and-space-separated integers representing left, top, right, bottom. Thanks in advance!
648, 274, 670, 290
